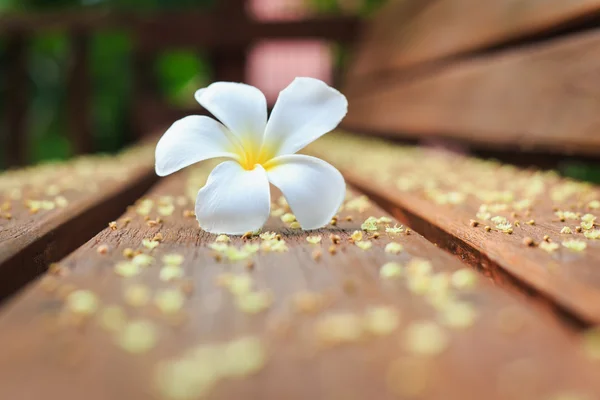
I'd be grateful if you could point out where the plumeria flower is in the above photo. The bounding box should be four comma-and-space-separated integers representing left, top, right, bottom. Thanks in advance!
155, 77, 347, 235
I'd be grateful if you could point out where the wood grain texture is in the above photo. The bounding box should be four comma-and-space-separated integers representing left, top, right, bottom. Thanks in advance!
0, 144, 156, 301
343, 28, 600, 156
346, 0, 600, 82
0, 163, 598, 400
308, 132, 600, 325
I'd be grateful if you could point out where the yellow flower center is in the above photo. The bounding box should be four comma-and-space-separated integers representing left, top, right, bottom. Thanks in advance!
236, 139, 277, 171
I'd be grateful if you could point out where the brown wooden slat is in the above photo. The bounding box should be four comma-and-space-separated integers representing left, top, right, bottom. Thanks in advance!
343, 28, 600, 156
308, 132, 600, 325
0, 143, 157, 301
135, 14, 360, 52
0, 163, 597, 399
346, 0, 600, 84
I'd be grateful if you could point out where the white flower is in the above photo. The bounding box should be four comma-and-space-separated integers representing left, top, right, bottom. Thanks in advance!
155, 77, 347, 235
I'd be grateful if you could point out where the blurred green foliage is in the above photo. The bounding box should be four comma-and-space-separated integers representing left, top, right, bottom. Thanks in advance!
0, 0, 382, 169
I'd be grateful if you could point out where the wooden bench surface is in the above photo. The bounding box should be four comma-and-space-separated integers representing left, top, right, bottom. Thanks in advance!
308, 132, 600, 325
0, 163, 598, 400
343, 0, 600, 156
347, 0, 600, 80
343, 28, 600, 155
0, 144, 156, 301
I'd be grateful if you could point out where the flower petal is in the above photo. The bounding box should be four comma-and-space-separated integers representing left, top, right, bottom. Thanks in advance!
195, 82, 267, 150
266, 155, 345, 230
155, 116, 241, 177
195, 161, 271, 235
263, 77, 347, 157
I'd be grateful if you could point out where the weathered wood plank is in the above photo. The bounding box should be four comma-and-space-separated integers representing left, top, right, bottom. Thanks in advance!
0, 163, 598, 400
344, 28, 600, 156
308, 132, 600, 325
346, 0, 600, 82
0, 143, 156, 301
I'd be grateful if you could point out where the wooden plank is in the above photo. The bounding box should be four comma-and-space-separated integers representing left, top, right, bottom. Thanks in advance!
343, 28, 600, 156
135, 14, 360, 52
346, 0, 600, 83
308, 131, 600, 325
0, 163, 598, 400
0, 143, 157, 301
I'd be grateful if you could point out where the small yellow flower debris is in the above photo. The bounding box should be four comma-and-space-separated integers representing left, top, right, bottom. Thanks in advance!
123, 248, 135, 258
523, 237, 535, 246
98, 305, 127, 332
136, 199, 154, 216
155, 358, 217, 400
403, 321, 448, 356
132, 253, 154, 267
270, 208, 285, 217
215, 234, 230, 243
117, 319, 158, 354
406, 258, 433, 276
440, 302, 477, 329
306, 235, 322, 244
355, 241, 372, 251
384, 242, 403, 255
235, 291, 272, 314
162, 253, 184, 266
224, 274, 253, 296
154, 289, 186, 314
315, 312, 363, 346
108, 221, 118, 230
562, 239, 587, 252
281, 213, 296, 223
65, 290, 99, 316
96, 244, 109, 254
560, 226, 573, 234
312, 249, 322, 261
584, 229, 600, 239
160, 265, 184, 282
114, 261, 141, 278
378, 216, 392, 223
124, 284, 151, 307
588, 200, 600, 209
450, 268, 477, 290
361, 216, 378, 231
54, 196, 68, 208
350, 230, 363, 242
291, 291, 326, 314
385, 225, 404, 234
526, 219, 536, 225
363, 306, 400, 336
539, 241, 560, 253
330, 234, 341, 244
259, 231, 277, 240
345, 195, 370, 212
222, 336, 267, 378
581, 213, 596, 223
289, 221, 301, 229
581, 327, 600, 361
142, 239, 160, 250
380, 262, 403, 279
157, 204, 175, 216
209, 242, 229, 252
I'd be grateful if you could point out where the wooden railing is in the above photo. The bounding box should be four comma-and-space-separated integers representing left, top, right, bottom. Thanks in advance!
0, 2, 360, 168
